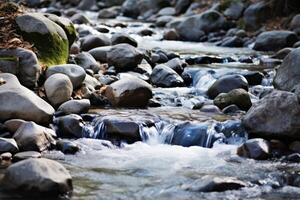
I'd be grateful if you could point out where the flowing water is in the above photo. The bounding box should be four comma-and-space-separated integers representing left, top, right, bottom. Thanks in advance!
1, 11, 300, 200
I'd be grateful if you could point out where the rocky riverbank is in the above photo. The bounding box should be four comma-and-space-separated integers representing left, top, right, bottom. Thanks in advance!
1, 0, 300, 199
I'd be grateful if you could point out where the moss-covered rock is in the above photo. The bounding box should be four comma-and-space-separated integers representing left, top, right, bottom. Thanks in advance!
15, 13, 69, 67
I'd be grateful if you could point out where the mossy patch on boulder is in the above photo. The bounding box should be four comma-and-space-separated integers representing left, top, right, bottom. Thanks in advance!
15, 13, 69, 67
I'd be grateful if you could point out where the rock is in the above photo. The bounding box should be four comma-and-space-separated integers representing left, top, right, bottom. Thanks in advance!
107, 44, 144, 70
237, 138, 270, 160
290, 14, 300, 34
171, 122, 225, 147
175, 0, 191, 15
70, 13, 91, 24
274, 48, 300, 91
200, 105, 222, 114
243, 1, 271, 31
77, 0, 96, 10
46, 64, 86, 88
13, 151, 41, 162
253, 31, 298, 52
111, 33, 137, 47
98, 6, 121, 19
214, 89, 252, 111
273, 48, 294, 60
1, 152, 12, 161
104, 76, 152, 107
139, 29, 154, 36
4, 119, 26, 133
207, 75, 249, 99
219, 36, 244, 47
43, 13, 77, 47
157, 7, 175, 16
16, 13, 69, 66
163, 29, 180, 40
2, 158, 72, 197
0, 73, 54, 125
102, 0, 125, 7
222, 105, 241, 114
13, 121, 56, 152
54, 114, 85, 138
88, 46, 112, 63
165, 58, 187, 75
156, 16, 175, 27
150, 64, 184, 87
44, 74, 73, 107
81, 34, 111, 51
289, 141, 300, 153
0, 138, 18, 154
223, 0, 245, 20
242, 90, 300, 139
184, 176, 247, 192
58, 99, 90, 115
74, 52, 100, 73
0, 48, 40, 88
176, 11, 228, 41
56, 140, 80, 154
241, 71, 264, 86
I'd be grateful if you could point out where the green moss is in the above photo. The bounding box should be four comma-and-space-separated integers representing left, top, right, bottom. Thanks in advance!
0, 56, 18, 62
19, 31, 69, 67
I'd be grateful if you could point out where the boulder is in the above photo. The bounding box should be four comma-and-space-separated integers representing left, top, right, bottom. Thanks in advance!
98, 6, 121, 19
0, 48, 40, 88
0, 138, 19, 154
44, 74, 73, 107
13, 121, 56, 152
175, 0, 191, 15
88, 46, 112, 63
13, 151, 41, 162
104, 76, 152, 107
107, 44, 144, 70
253, 31, 298, 52
290, 14, 300, 34
74, 52, 100, 73
56, 140, 80, 154
53, 114, 85, 138
46, 64, 86, 88
242, 90, 300, 139
214, 89, 252, 111
111, 33, 137, 47
58, 99, 90, 115
237, 138, 270, 160
16, 13, 69, 66
207, 75, 249, 99
274, 48, 300, 91
223, 0, 245, 20
0, 73, 54, 125
81, 34, 111, 51
150, 64, 184, 87
4, 119, 26, 133
2, 158, 72, 197
165, 57, 187, 75
176, 11, 227, 41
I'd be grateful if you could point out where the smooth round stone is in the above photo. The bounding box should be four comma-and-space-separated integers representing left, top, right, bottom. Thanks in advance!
13, 151, 41, 162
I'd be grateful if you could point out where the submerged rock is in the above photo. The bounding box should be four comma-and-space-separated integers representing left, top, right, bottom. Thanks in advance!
237, 138, 270, 160
0, 73, 54, 125
2, 158, 73, 197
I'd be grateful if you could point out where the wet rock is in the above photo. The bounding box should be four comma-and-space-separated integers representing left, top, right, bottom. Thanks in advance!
0, 48, 40, 88
283, 153, 300, 163
44, 74, 73, 107
171, 122, 225, 147
175, 0, 191, 15
151, 64, 184, 87
77, 0, 97, 10
271, 48, 294, 60
222, 105, 241, 114
200, 105, 222, 114
156, 16, 175, 27
54, 114, 85, 138
207, 74, 249, 99
157, 7, 175, 16
4, 119, 26, 134
165, 58, 187, 75
214, 89, 252, 111
0, 138, 18, 154
139, 29, 155, 36
104, 76, 152, 107
56, 140, 80, 154
181, 72, 193, 86
243, 90, 300, 139
290, 14, 300, 34
184, 176, 247, 192
107, 44, 143, 70
58, 99, 90, 115
237, 138, 270, 160
243, 1, 271, 31
274, 48, 300, 91
13, 151, 41, 162
253, 31, 298, 52
81, 34, 111, 51
98, 6, 121, 19
70, 13, 91, 24
176, 10, 227, 41
223, 0, 245, 20
219, 36, 244, 47
289, 141, 300, 154
89, 46, 112, 63
111, 32, 137, 47
0, 73, 54, 125
241, 71, 264, 86
74, 52, 100, 73
163, 29, 180, 40
13, 121, 56, 152
2, 158, 73, 197
16, 13, 69, 66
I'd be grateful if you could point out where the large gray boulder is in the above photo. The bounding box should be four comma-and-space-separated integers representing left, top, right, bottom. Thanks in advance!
242, 90, 300, 140
13, 121, 56, 152
44, 74, 73, 107
0, 73, 54, 125
46, 64, 86, 88
253, 31, 298, 52
273, 48, 300, 91
107, 44, 144, 70
176, 10, 227, 41
105, 76, 152, 107
58, 99, 90, 115
150, 64, 184, 87
2, 158, 73, 197
0, 48, 40, 88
